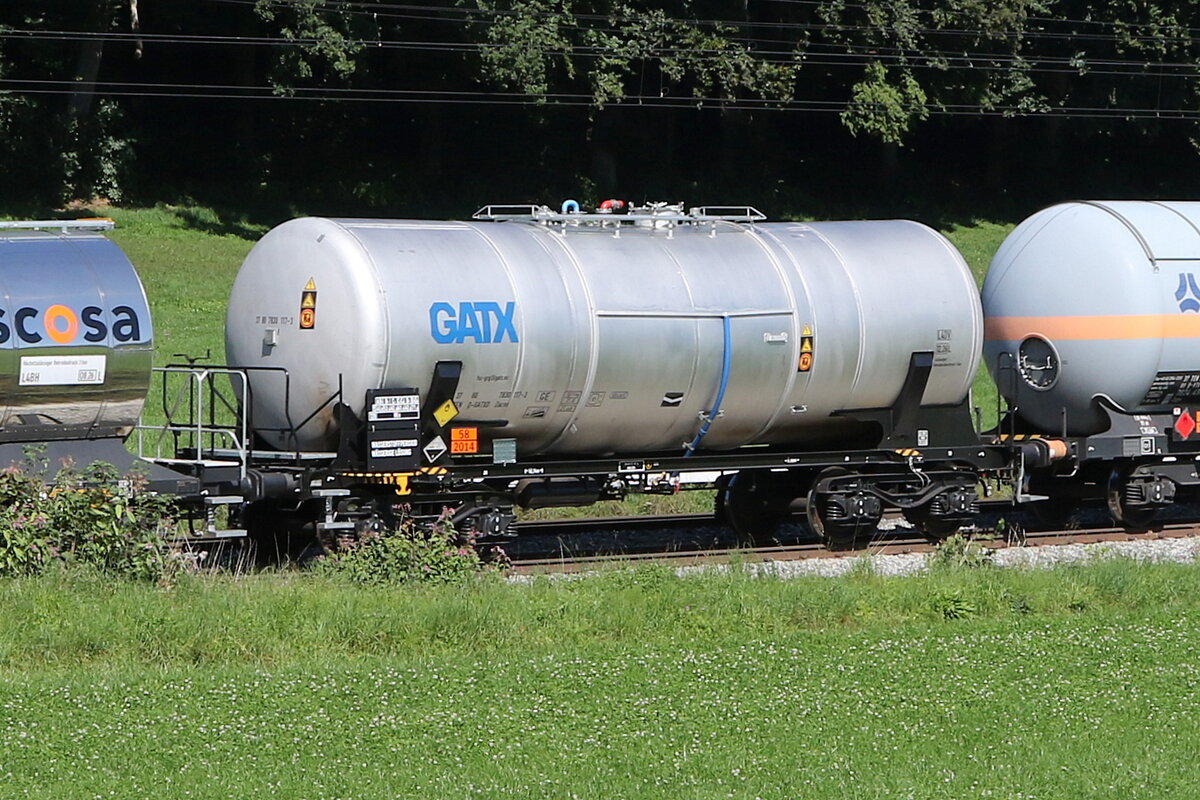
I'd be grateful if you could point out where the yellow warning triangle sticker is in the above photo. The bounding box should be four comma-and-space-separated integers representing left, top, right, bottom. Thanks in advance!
801, 339, 813, 353
433, 399, 459, 427
801, 324, 813, 336
301, 293, 316, 309
304, 278, 317, 291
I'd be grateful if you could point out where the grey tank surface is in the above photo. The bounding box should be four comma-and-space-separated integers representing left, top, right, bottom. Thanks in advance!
0, 225, 153, 443
225, 209, 981, 455
983, 201, 1200, 436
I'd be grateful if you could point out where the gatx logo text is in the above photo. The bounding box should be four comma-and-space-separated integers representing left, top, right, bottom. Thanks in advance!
429, 301, 518, 344
0, 304, 143, 345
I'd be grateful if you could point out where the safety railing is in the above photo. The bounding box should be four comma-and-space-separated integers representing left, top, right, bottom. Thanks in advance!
472, 202, 765, 230
0, 219, 115, 232
135, 366, 254, 483
135, 363, 346, 478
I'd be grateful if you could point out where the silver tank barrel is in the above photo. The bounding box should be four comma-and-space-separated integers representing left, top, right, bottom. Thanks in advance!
983, 201, 1200, 436
226, 212, 981, 454
0, 226, 153, 442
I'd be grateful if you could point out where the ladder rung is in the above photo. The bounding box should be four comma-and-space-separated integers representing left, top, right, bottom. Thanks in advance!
174, 529, 248, 542
203, 495, 244, 505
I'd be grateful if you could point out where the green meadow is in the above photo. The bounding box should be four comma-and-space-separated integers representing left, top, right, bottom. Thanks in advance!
1, 561, 1199, 798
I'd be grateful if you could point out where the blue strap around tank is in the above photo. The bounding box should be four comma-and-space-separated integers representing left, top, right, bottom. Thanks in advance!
684, 314, 732, 456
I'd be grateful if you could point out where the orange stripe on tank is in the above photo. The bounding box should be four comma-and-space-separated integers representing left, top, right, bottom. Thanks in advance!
985, 314, 1200, 341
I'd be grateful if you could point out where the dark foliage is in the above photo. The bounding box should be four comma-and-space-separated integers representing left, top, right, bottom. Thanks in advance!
2, 1, 1200, 220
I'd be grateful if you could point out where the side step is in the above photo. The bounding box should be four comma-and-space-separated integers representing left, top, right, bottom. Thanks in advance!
313, 487, 355, 535
175, 494, 247, 542
317, 521, 356, 532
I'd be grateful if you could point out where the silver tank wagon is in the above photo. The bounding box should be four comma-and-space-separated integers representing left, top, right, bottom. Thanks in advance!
226, 205, 982, 455
983, 201, 1200, 436
0, 221, 153, 443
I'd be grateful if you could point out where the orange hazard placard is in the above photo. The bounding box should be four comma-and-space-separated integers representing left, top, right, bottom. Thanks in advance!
450, 427, 479, 454
798, 352, 813, 372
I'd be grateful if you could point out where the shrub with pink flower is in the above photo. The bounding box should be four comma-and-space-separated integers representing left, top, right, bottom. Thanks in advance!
316, 508, 506, 585
0, 453, 177, 581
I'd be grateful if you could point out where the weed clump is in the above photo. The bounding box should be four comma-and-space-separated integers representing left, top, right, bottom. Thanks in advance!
928, 532, 994, 571
929, 587, 978, 619
315, 512, 506, 585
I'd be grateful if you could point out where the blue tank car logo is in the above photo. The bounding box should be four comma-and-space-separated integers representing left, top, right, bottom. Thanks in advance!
1175, 273, 1200, 313
429, 301, 519, 344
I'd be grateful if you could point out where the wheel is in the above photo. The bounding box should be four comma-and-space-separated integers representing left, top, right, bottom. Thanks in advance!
901, 485, 977, 543
806, 468, 882, 550
721, 470, 794, 543
1107, 469, 1162, 533
902, 506, 963, 542
807, 498, 852, 550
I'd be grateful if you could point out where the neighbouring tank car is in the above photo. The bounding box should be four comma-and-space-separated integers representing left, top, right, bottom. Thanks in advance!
216, 203, 1005, 547
0, 220, 194, 494
984, 200, 1200, 529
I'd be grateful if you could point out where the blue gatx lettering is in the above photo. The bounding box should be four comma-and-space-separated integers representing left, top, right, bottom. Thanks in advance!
429, 301, 519, 344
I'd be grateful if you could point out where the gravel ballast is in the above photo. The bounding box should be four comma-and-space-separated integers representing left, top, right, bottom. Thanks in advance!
720, 535, 1200, 580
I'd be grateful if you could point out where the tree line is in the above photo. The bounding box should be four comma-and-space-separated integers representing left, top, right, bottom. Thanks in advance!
2, 0, 1200, 217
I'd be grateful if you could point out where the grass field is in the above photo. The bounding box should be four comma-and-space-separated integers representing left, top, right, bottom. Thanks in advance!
2, 560, 1200, 798
98, 205, 261, 368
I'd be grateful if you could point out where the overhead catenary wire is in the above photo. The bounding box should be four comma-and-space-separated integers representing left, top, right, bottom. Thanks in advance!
4, 28, 1200, 78
3, 78, 1199, 120
10, 0, 1200, 61
211, 0, 1200, 47
4, 6, 1200, 120
9, 3, 1200, 55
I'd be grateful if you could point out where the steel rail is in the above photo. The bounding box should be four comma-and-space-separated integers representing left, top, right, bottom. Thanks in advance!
509, 520, 1200, 574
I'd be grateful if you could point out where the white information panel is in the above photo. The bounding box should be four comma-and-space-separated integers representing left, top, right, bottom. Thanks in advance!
19, 354, 107, 386
368, 392, 420, 421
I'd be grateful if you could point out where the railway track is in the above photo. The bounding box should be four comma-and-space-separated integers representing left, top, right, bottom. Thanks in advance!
507, 511, 1200, 575
516, 512, 719, 535
506, 499, 1016, 561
